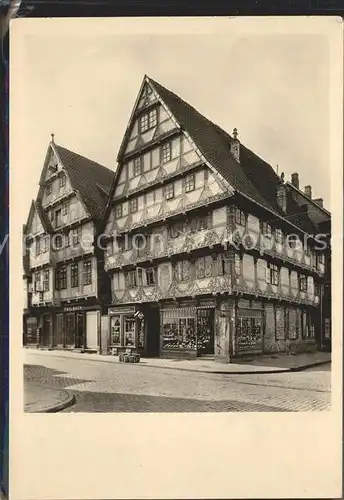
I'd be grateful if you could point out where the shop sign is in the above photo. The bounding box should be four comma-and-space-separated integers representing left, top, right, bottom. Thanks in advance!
64, 305, 83, 312
108, 306, 136, 315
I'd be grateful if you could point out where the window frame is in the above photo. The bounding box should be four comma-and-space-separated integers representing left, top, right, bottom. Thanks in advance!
115, 204, 123, 219
140, 108, 158, 133
71, 262, 79, 288
83, 260, 92, 286
72, 227, 82, 246
133, 157, 142, 177
185, 173, 196, 193
35, 237, 41, 256
62, 201, 69, 216
55, 266, 67, 291
43, 269, 50, 292
145, 267, 156, 286
165, 183, 174, 200
299, 274, 308, 292
127, 270, 137, 288
59, 173, 66, 188
46, 183, 52, 196
161, 142, 172, 164
55, 234, 63, 250
34, 271, 41, 292
266, 262, 279, 285
130, 198, 138, 214
235, 208, 246, 227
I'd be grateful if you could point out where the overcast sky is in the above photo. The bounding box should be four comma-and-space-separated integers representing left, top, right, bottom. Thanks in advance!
11, 19, 331, 227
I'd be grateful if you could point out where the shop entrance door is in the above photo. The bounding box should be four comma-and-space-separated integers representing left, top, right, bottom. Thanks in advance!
65, 313, 75, 347
75, 313, 85, 349
55, 313, 64, 347
196, 308, 215, 356
42, 315, 52, 347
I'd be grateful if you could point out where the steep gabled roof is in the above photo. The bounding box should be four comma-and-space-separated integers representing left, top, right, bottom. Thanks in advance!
53, 144, 115, 220
24, 200, 53, 235
148, 77, 317, 234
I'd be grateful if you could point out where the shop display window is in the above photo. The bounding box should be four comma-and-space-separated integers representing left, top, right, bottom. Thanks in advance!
162, 316, 196, 349
124, 317, 136, 346
111, 316, 121, 345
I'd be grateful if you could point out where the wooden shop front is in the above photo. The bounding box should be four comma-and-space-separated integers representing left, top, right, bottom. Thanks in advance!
160, 299, 216, 360
108, 305, 145, 355
53, 302, 101, 351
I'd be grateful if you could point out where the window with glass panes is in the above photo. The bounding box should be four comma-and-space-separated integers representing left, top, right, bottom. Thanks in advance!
55, 234, 63, 250
146, 268, 155, 285
185, 174, 195, 192
62, 201, 69, 215
43, 270, 50, 291
34, 271, 41, 291
235, 208, 246, 226
299, 274, 307, 291
140, 108, 157, 132
266, 262, 279, 285
133, 157, 142, 176
162, 142, 172, 163
217, 253, 230, 276
127, 270, 137, 287
130, 198, 138, 213
35, 237, 41, 256
83, 261, 92, 286
72, 227, 81, 246
165, 183, 174, 200
314, 282, 320, 296
71, 262, 79, 288
115, 204, 123, 219
55, 267, 67, 290
59, 173, 66, 187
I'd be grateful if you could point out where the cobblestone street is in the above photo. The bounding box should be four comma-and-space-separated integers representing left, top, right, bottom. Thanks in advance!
24, 351, 331, 412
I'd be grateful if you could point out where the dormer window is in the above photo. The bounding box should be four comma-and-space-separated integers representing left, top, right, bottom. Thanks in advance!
140, 108, 157, 133
59, 173, 66, 188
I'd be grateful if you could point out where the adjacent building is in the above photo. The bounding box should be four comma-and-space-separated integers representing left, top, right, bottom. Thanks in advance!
285, 176, 331, 351
102, 75, 329, 362
23, 138, 115, 351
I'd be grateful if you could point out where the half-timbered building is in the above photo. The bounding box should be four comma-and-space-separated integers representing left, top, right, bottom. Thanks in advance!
23, 138, 115, 351
103, 75, 329, 362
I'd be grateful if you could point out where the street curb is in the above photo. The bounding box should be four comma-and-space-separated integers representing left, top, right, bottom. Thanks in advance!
288, 360, 331, 373
25, 349, 331, 375
26, 383, 76, 413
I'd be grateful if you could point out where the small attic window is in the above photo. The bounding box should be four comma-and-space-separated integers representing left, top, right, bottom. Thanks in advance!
59, 173, 66, 188
46, 183, 52, 195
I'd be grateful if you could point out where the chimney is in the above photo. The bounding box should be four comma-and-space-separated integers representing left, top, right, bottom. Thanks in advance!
291, 173, 299, 189
276, 173, 287, 212
230, 128, 240, 163
304, 185, 312, 198
314, 198, 323, 208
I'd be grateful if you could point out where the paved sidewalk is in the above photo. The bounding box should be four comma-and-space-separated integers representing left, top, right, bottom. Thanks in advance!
24, 347, 331, 374
24, 380, 75, 413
